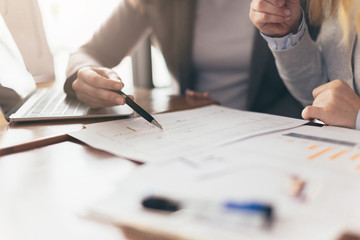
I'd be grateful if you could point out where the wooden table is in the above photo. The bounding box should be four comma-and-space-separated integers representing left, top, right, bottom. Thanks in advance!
0, 88, 218, 156
0, 141, 136, 240
0, 87, 217, 240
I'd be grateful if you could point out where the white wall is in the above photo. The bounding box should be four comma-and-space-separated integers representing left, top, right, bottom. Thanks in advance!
0, 0, 54, 82
1, 0, 171, 88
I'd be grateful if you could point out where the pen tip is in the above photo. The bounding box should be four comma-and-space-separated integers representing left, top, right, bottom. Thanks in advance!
152, 120, 163, 130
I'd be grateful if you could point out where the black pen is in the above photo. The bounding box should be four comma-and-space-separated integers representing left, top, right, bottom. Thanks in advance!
112, 90, 163, 129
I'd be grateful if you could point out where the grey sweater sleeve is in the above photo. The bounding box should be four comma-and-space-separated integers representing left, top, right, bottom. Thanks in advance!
271, 28, 327, 107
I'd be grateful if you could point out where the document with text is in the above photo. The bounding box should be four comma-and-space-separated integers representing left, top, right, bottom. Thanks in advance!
68, 105, 306, 163
88, 125, 360, 240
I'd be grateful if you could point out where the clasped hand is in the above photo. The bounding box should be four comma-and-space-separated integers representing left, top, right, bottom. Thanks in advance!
249, 0, 302, 37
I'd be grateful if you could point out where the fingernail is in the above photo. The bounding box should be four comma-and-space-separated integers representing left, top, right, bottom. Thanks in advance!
115, 97, 124, 105
285, 17, 290, 21
113, 83, 123, 90
284, 9, 291, 16
277, 0, 284, 7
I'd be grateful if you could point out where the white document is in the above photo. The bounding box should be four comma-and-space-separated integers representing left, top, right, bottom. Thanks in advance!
87, 125, 360, 240
68, 105, 306, 163
177, 125, 360, 177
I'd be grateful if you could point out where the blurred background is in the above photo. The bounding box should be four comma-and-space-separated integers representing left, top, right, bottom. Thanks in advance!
2, 0, 173, 90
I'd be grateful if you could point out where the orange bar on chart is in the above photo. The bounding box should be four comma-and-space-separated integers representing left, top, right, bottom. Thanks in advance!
308, 145, 318, 150
350, 153, 360, 161
308, 147, 332, 160
329, 150, 347, 160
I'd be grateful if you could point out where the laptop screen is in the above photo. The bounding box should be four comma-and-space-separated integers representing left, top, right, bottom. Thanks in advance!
0, 14, 36, 114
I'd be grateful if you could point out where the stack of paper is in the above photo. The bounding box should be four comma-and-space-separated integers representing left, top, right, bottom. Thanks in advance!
86, 125, 360, 240
69, 105, 360, 239
68, 105, 306, 163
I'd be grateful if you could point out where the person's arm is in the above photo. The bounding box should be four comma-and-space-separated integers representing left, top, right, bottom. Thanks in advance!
270, 25, 327, 107
64, 0, 151, 107
249, 0, 327, 107
302, 80, 360, 129
260, 9, 306, 51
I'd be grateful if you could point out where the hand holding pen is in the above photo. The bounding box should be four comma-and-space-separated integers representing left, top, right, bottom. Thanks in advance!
72, 66, 162, 129
72, 66, 133, 108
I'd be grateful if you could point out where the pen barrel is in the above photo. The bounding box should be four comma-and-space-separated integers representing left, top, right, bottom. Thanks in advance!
189, 203, 272, 229
125, 97, 153, 122
141, 196, 273, 229
196, 209, 267, 228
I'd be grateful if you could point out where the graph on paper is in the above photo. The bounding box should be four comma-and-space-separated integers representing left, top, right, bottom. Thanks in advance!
179, 125, 360, 179
249, 125, 360, 175
68, 105, 306, 163
279, 131, 360, 172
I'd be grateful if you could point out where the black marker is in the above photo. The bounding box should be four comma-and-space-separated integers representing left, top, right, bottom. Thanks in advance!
142, 195, 181, 212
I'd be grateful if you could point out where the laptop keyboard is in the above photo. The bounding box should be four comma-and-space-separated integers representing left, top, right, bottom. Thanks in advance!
24, 90, 88, 118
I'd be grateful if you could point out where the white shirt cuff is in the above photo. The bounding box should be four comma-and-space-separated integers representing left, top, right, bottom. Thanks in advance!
355, 110, 360, 130
260, 10, 306, 50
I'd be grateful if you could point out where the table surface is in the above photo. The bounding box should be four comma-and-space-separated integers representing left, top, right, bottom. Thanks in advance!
0, 86, 218, 155
0, 85, 218, 240
2, 86, 360, 240
0, 141, 137, 240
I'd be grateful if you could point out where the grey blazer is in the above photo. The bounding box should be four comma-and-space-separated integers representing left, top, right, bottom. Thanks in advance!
64, 0, 317, 118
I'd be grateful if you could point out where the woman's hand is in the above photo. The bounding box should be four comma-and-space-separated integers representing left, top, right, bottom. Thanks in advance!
302, 80, 360, 129
249, 0, 302, 37
72, 67, 133, 109
185, 89, 210, 99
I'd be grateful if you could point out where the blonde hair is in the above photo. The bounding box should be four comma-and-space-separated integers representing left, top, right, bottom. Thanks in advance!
308, 0, 360, 42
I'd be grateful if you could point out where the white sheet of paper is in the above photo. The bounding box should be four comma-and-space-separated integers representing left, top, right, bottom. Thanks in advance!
87, 125, 360, 240
68, 105, 306, 163
219, 125, 360, 178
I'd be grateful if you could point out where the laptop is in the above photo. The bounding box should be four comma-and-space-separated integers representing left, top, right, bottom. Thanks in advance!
0, 14, 133, 123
